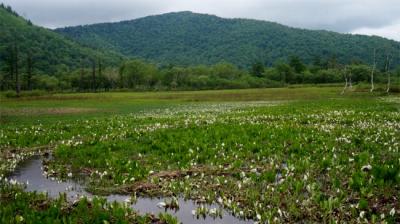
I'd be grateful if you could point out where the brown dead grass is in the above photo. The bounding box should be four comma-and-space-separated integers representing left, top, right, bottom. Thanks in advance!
0, 107, 99, 116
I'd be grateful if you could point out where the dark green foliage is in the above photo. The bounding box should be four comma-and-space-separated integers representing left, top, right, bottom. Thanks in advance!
56, 11, 400, 68
289, 55, 306, 73
119, 59, 158, 88
0, 184, 158, 224
251, 62, 265, 77
272, 61, 294, 83
0, 5, 124, 90
1, 7, 399, 92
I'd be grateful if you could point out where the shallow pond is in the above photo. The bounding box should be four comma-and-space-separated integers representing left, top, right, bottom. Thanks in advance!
10, 155, 253, 224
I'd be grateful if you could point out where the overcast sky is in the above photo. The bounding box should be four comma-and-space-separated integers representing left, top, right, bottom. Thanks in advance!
3, 0, 400, 41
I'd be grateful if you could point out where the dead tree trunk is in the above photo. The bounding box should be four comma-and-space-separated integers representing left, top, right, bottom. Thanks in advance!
13, 43, 20, 96
370, 49, 376, 92
349, 72, 353, 89
27, 52, 33, 91
119, 64, 124, 89
7, 46, 14, 90
98, 59, 102, 91
80, 60, 84, 92
341, 66, 348, 95
92, 60, 96, 92
385, 54, 392, 93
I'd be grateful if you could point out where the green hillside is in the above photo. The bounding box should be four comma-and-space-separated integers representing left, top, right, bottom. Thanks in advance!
56, 11, 400, 68
0, 4, 124, 76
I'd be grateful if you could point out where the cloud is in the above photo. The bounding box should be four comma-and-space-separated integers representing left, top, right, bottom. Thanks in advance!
352, 20, 400, 41
3, 0, 400, 40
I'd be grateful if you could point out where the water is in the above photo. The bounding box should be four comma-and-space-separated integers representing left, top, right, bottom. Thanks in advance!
10, 155, 252, 224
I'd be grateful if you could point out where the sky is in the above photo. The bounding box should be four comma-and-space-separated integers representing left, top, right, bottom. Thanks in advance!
3, 0, 400, 41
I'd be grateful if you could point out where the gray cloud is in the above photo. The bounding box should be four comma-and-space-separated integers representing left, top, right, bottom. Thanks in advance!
3, 0, 400, 40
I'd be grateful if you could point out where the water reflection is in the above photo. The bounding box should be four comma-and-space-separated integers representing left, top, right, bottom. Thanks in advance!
10, 155, 252, 224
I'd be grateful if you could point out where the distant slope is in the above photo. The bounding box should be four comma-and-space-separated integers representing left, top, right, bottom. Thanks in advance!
56, 11, 400, 68
0, 5, 124, 75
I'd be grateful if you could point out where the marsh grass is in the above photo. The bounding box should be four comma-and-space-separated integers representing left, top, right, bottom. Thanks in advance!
1, 87, 399, 223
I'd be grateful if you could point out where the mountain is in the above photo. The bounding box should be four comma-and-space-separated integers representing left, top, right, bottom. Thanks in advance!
0, 4, 124, 76
56, 11, 400, 68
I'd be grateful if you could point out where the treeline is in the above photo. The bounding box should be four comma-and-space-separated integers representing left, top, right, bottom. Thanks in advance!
1, 54, 399, 94
56, 11, 400, 69
0, 3, 123, 85
0, 3, 19, 17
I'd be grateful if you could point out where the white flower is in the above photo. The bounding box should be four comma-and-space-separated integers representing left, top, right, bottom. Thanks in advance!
390, 208, 396, 216
157, 202, 166, 208
209, 208, 217, 215
10, 179, 17, 185
67, 172, 73, 178
15, 215, 24, 222
256, 214, 262, 220
359, 211, 365, 218
361, 165, 372, 171
278, 208, 283, 217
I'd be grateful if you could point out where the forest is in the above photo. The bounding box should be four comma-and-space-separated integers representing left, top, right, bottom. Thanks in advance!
0, 4, 399, 95
1, 55, 400, 94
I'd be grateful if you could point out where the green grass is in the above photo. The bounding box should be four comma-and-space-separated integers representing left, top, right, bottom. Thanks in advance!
0, 86, 375, 124
1, 87, 399, 223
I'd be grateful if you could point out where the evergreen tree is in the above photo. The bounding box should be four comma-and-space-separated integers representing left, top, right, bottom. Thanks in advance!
251, 62, 265, 77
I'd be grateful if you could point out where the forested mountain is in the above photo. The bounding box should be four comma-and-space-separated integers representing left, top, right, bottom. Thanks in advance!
56, 11, 400, 68
0, 4, 124, 77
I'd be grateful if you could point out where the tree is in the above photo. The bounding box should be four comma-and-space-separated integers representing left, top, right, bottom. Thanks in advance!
5, 45, 14, 90
98, 58, 102, 90
119, 64, 125, 89
289, 55, 306, 73
349, 64, 370, 83
251, 62, 265, 77
13, 43, 20, 96
385, 54, 392, 93
119, 59, 157, 88
26, 51, 33, 91
327, 55, 338, 69
91, 59, 96, 92
312, 56, 323, 68
80, 60, 85, 91
341, 66, 349, 95
212, 62, 241, 80
274, 61, 293, 84
370, 49, 376, 92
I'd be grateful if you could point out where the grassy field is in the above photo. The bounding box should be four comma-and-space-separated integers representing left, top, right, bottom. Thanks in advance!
0, 86, 384, 124
0, 87, 399, 223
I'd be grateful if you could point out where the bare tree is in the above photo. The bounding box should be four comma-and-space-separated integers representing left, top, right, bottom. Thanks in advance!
370, 49, 376, 92
91, 60, 96, 92
348, 69, 353, 89
26, 51, 33, 91
7, 45, 14, 90
98, 58, 102, 90
13, 43, 20, 96
341, 65, 348, 95
385, 54, 392, 93
119, 63, 125, 89
80, 60, 85, 92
